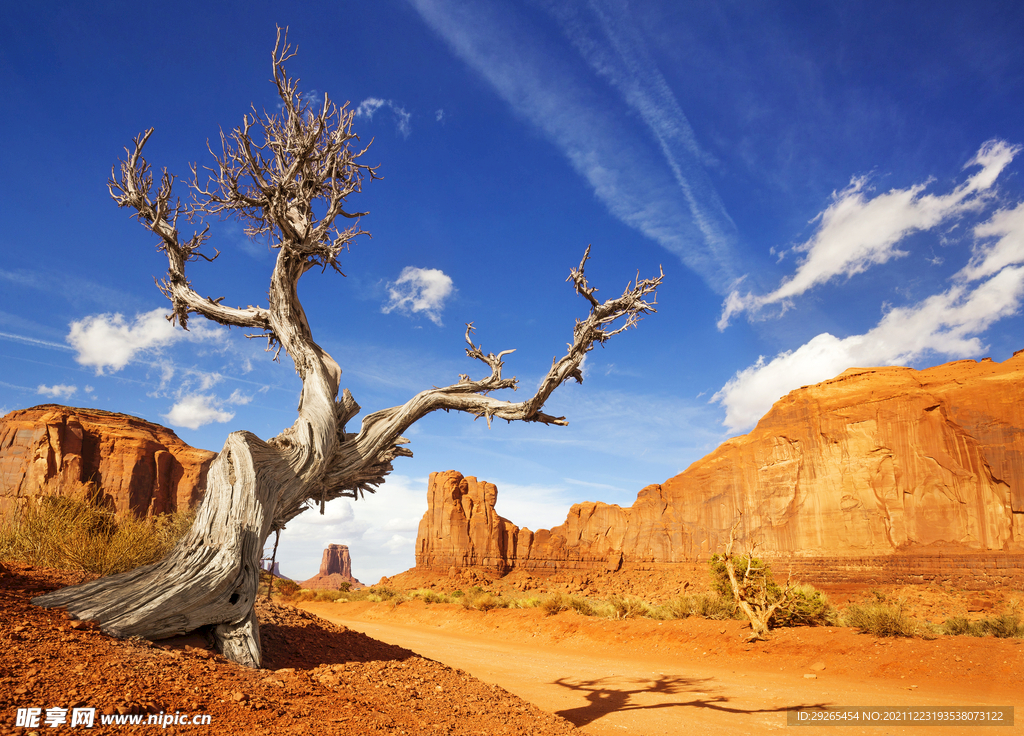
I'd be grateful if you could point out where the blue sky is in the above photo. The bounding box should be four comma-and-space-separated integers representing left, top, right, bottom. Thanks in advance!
2, 1, 1023, 582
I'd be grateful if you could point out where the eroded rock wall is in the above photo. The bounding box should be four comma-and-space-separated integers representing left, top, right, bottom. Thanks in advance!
0, 405, 215, 517
415, 352, 1024, 573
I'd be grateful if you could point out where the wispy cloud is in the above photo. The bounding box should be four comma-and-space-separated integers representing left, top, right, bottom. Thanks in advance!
719, 140, 1021, 328
408, 0, 739, 292
381, 266, 454, 326
355, 97, 411, 138
0, 331, 73, 352
714, 197, 1024, 432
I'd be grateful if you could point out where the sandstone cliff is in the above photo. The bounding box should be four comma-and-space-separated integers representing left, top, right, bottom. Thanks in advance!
0, 405, 215, 517
300, 544, 363, 589
416, 352, 1024, 572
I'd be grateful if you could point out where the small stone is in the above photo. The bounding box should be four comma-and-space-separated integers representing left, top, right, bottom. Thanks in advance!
803, 674, 817, 679
810, 662, 826, 671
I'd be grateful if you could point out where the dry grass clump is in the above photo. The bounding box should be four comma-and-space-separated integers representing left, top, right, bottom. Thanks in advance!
660, 593, 737, 620
0, 489, 194, 577
841, 600, 929, 638
943, 604, 1023, 638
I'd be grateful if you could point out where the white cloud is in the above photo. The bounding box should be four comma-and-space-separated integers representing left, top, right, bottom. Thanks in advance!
162, 394, 235, 430
355, 97, 411, 138
36, 384, 77, 400
382, 266, 454, 326
435, 108, 445, 122
715, 268, 1024, 433
383, 534, 415, 554
67, 308, 224, 374
959, 201, 1024, 282
278, 474, 429, 583
226, 388, 254, 405
719, 140, 1021, 328
409, 0, 740, 291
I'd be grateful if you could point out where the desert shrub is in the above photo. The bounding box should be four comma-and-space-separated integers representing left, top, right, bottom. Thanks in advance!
569, 596, 597, 616
274, 579, 301, 600
541, 593, 570, 615
450, 589, 465, 599
338, 581, 352, 593
467, 592, 508, 611
945, 609, 1024, 638
0, 495, 194, 576
513, 596, 542, 609
370, 586, 401, 601
413, 589, 445, 604
607, 596, 651, 620
662, 593, 737, 620
540, 593, 602, 616
843, 601, 922, 637
709, 554, 836, 631
981, 610, 1024, 638
771, 584, 839, 627
314, 589, 344, 602
943, 616, 984, 636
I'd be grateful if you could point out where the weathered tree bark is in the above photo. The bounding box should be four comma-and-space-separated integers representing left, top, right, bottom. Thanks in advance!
720, 517, 791, 641
34, 29, 663, 667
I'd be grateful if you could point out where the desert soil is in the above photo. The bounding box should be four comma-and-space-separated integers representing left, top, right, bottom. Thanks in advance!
0, 562, 580, 735
301, 598, 1024, 736
3, 561, 1022, 736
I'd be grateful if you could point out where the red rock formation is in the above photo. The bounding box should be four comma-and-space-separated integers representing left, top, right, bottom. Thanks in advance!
415, 352, 1024, 573
416, 472, 526, 573
300, 544, 363, 589
0, 405, 215, 517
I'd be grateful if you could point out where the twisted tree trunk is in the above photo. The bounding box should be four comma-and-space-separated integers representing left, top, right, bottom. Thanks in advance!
33, 30, 663, 667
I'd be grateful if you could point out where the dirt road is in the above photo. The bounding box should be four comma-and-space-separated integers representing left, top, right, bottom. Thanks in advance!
301, 600, 1023, 736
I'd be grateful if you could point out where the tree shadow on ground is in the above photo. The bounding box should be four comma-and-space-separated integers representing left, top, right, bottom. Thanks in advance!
551, 674, 826, 729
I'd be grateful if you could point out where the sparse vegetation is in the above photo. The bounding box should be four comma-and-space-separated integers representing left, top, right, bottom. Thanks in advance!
710, 544, 838, 637
0, 489, 194, 577
842, 601, 927, 638
943, 606, 1023, 638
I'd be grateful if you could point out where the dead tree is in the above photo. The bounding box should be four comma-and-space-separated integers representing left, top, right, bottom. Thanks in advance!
34, 30, 662, 667
717, 517, 793, 640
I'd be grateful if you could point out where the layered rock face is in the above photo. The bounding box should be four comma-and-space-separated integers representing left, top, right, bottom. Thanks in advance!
0, 405, 215, 517
416, 352, 1024, 572
416, 472, 528, 572
300, 544, 363, 589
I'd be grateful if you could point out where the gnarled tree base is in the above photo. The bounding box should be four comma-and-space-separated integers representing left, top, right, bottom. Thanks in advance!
34, 432, 271, 667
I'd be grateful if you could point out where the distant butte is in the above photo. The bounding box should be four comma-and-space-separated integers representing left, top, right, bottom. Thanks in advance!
300, 544, 364, 590
415, 352, 1024, 584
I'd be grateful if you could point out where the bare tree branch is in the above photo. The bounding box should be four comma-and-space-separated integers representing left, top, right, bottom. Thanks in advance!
108, 130, 274, 333
187, 26, 380, 277
50, 28, 665, 670
311, 248, 663, 505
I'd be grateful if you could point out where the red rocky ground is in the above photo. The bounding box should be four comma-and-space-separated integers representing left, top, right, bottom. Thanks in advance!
0, 562, 580, 735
